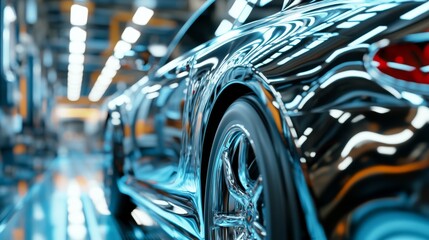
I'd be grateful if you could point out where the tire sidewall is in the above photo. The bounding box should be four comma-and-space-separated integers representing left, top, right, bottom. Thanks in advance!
204, 96, 289, 239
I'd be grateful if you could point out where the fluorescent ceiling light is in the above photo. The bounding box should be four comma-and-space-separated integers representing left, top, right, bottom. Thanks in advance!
148, 44, 168, 58
67, 79, 82, 87
89, 75, 113, 102
68, 71, 83, 78
114, 40, 132, 55
68, 64, 84, 73
70, 4, 88, 26
67, 94, 80, 102
121, 27, 141, 44
68, 85, 81, 92
68, 75, 83, 83
114, 52, 125, 59
105, 56, 121, 70
97, 76, 112, 85
70, 27, 87, 42
88, 91, 104, 102
101, 67, 117, 78
4, 5, 17, 23
67, 84, 82, 91
132, 7, 154, 25
69, 41, 86, 54
69, 54, 85, 65
67, 86, 81, 101
88, 84, 109, 102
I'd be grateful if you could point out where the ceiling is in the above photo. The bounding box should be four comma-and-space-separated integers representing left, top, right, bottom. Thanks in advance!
30, 0, 202, 103
14, 0, 283, 106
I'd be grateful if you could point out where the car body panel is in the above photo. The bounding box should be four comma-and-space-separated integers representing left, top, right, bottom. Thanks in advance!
106, 0, 429, 238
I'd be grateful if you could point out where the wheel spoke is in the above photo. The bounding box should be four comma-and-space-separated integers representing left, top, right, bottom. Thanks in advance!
213, 212, 246, 228
222, 151, 248, 205
236, 231, 248, 240
252, 221, 267, 239
251, 176, 263, 202
238, 135, 253, 191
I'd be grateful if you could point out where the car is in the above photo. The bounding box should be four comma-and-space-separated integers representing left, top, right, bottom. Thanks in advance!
103, 0, 429, 239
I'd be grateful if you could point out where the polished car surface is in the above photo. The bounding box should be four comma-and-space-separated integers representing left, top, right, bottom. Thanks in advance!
104, 0, 429, 238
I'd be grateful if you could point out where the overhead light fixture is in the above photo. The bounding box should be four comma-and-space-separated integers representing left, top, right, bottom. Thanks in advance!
97, 75, 113, 85
69, 41, 86, 54
121, 27, 141, 44
114, 40, 132, 57
88, 84, 110, 102
68, 84, 82, 90
67, 80, 82, 101
148, 44, 168, 58
114, 52, 125, 59
105, 56, 121, 70
4, 5, 17, 23
70, 4, 88, 26
132, 6, 154, 25
70, 27, 87, 42
69, 54, 85, 65
68, 71, 83, 80
68, 64, 84, 73
101, 67, 117, 78
88, 91, 103, 102
67, 93, 80, 102
88, 74, 114, 102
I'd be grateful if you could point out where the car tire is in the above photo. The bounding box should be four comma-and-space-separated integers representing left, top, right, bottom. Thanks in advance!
104, 121, 135, 218
204, 95, 290, 239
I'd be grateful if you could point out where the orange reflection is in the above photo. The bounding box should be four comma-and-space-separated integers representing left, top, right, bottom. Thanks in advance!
135, 120, 155, 135
17, 181, 28, 197
262, 88, 282, 133
335, 159, 429, 201
13, 228, 24, 240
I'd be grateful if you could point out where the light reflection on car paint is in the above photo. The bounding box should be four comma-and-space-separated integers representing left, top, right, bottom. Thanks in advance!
105, 0, 429, 239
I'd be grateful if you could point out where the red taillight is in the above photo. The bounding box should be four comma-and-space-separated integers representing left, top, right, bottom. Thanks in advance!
373, 42, 429, 84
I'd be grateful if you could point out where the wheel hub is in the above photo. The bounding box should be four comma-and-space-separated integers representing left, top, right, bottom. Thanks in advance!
245, 202, 257, 223
209, 125, 267, 239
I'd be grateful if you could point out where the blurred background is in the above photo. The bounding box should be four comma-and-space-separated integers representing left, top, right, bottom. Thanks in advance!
0, 0, 219, 239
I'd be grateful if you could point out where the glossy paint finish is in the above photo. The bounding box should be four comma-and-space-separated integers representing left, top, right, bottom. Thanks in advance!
105, 0, 429, 238
208, 124, 265, 239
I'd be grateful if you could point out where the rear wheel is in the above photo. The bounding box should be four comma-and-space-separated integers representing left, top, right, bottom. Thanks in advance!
104, 120, 135, 218
205, 96, 290, 239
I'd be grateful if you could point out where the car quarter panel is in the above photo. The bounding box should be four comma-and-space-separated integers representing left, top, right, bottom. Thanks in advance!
187, 0, 429, 237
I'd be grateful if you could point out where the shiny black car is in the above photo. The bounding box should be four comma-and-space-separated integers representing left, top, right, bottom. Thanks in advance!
103, 0, 429, 238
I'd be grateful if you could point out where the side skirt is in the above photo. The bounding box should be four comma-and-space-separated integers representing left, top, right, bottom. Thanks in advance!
118, 176, 202, 239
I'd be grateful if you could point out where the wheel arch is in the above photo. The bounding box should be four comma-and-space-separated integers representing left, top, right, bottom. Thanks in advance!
199, 71, 309, 239
200, 83, 253, 197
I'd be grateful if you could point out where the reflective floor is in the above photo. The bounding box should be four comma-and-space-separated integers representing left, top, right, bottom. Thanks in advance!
0, 151, 169, 240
